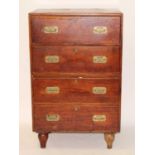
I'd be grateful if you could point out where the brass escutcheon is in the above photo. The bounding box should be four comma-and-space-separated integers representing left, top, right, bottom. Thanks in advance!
74, 106, 80, 111
73, 48, 78, 53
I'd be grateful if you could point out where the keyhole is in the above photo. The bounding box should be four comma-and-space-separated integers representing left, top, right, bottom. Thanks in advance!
74, 106, 80, 111
73, 48, 78, 53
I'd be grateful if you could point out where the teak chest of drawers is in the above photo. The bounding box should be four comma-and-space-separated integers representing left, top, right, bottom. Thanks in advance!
29, 9, 123, 149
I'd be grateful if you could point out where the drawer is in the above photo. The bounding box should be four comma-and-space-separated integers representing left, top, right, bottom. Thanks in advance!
31, 46, 121, 76
30, 16, 121, 45
33, 104, 120, 132
32, 78, 121, 105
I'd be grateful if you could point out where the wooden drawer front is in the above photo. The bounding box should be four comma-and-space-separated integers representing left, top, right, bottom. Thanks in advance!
33, 104, 120, 132
32, 46, 120, 75
30, 16, 121, 45
32, 78, 120, 105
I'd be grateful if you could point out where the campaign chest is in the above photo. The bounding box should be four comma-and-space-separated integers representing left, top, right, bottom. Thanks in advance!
29, 9, 123, 149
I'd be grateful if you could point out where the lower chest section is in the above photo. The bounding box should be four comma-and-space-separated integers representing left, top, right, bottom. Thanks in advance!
32, 78, 121, 133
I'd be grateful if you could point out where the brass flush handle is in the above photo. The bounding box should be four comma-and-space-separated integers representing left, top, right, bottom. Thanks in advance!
46, 114, 60, 121
45, 87, 60, 94
92, 87, 107, 94
92, 115, 106, 122
93, 56, 107, 64
45, 55, 59, 63
43, 26, 59, 34
93, 26, 108, 34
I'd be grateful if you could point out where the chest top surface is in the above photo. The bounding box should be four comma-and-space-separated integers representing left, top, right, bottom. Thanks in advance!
29, 9, 122, 16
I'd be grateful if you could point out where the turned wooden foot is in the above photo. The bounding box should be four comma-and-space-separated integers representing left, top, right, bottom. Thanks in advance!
104, 133, 115, 149
38, 133, 49, 148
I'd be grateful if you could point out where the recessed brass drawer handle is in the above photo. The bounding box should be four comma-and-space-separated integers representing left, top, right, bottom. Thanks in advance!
43, 26, 59, 34
92, 87, 107, 94
93, 26, 108, 34
93, 56, 107, 63
92, 115, 106, 122
45, 55, 59, 63
46, 87, 60, 94
46, 114, 60, 121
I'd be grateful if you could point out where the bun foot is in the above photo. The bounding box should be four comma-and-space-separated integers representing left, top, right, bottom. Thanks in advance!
38, 133, 49, 148
104, 133, 115, 149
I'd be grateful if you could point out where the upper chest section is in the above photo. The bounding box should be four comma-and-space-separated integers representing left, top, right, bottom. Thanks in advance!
29, 9, 122, 46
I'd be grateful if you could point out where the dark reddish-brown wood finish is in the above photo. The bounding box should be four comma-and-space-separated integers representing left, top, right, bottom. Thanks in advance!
30, 16, 121, 45
34, 104, 120, 132
38, 133, 49, 148
32, 46, 121, 74
29, 9, 123, 149
32, 78, 121, 104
